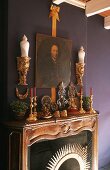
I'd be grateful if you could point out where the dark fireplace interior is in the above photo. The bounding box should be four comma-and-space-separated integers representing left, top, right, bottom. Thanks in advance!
29, 130, 92, 170
59, 158, 80, 170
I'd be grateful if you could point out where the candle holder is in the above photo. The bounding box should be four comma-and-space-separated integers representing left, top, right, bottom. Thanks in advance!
33, 96, 37, 119
79, 91, 86, 114
89, 94, 96, 114
17, 56, 31, 85
76, 63, 85, 87
27, 97, 37, 122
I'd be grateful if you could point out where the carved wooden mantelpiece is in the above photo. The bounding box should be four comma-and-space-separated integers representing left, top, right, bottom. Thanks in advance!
4, 113, 98, 170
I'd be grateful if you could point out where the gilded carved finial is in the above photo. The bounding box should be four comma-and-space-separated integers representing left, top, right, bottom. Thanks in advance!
49, 5, 60, 21
49, 4, 60, 37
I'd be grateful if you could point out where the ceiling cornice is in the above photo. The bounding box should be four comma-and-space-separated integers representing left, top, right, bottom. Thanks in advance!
53, 0, 110, 29
86, 0, 110, 17
53, 0, 86, 9
104, 15, 110, 29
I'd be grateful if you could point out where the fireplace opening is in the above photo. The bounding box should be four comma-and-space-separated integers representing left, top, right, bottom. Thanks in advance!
29, 130, 92, 170
59, 158, 80, 170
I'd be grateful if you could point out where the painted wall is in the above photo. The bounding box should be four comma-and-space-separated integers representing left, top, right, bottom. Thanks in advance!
1, 0, 110, 168
7, 0, 86, 114
87, 15, 110, 167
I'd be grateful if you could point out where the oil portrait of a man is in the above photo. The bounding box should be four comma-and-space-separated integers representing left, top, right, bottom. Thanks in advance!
36, 34, 72, 88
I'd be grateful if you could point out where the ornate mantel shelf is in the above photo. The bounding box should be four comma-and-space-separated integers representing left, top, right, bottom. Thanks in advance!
4, 112, 98, 170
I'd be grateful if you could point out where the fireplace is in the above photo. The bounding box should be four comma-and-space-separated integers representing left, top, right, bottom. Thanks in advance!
30, 132, 91, 170
4, 113, 98, 170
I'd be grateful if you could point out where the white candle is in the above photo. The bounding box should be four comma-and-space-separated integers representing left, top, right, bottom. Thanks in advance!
78, 46, 85, 64
20, 35, 30, 57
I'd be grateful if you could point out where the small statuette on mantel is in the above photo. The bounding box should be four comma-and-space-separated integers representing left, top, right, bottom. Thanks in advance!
67, 82, 78, 115
20, 35, 30, 57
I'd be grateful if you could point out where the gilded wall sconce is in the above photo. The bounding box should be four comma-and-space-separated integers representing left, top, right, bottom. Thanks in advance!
17, 35, 31, 85
76, 46, 85, 86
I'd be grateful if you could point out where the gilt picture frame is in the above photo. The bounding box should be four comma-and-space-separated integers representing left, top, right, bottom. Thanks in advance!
35, 33, 72, 88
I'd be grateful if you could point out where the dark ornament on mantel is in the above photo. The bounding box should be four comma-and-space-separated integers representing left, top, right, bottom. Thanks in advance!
57, 82, 68, 111
51, 102, 58, 113
41, 96, 53, 119
67, 82, 78, 114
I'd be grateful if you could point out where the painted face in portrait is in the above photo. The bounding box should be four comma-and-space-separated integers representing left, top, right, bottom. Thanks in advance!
50, 44, 58, 63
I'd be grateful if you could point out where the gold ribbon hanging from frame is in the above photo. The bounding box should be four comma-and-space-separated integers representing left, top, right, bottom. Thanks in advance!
49, 4, 60, 37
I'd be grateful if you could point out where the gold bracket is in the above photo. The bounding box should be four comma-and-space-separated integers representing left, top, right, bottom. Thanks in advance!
49, 4, 60, 37
16, 87, 29, 100
17, 56, 31, 85
76, 63, 85, 87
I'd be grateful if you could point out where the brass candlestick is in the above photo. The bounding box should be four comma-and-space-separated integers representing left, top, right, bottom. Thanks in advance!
33, 96, 37, 119
89, 95, 96, 114
76, 63, 85, 86
79, 91, 86, 114
27, 97, 37, 122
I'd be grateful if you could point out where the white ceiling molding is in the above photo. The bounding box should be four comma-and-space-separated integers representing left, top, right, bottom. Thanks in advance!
86, 0, 110, 17
53, 0, 66, 5
53, 0, 86, 9
104, 16, 110, 29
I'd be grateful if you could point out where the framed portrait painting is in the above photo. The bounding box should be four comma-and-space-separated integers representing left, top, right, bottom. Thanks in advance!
35, 34, 72, 88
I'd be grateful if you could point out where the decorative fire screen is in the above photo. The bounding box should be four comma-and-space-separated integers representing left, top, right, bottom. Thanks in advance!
46, 144, 90, 170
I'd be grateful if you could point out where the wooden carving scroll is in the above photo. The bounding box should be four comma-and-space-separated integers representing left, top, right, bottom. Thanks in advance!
25, 115, 97, 146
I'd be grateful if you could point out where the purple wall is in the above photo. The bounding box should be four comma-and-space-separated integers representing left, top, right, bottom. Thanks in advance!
87, 15, 110, 167
7, 1, 86, 110
7, 0, 86, 104
4, 0, 110, 168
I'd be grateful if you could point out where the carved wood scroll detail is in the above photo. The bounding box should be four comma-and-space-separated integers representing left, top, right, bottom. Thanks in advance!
25, 116, 97, 146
